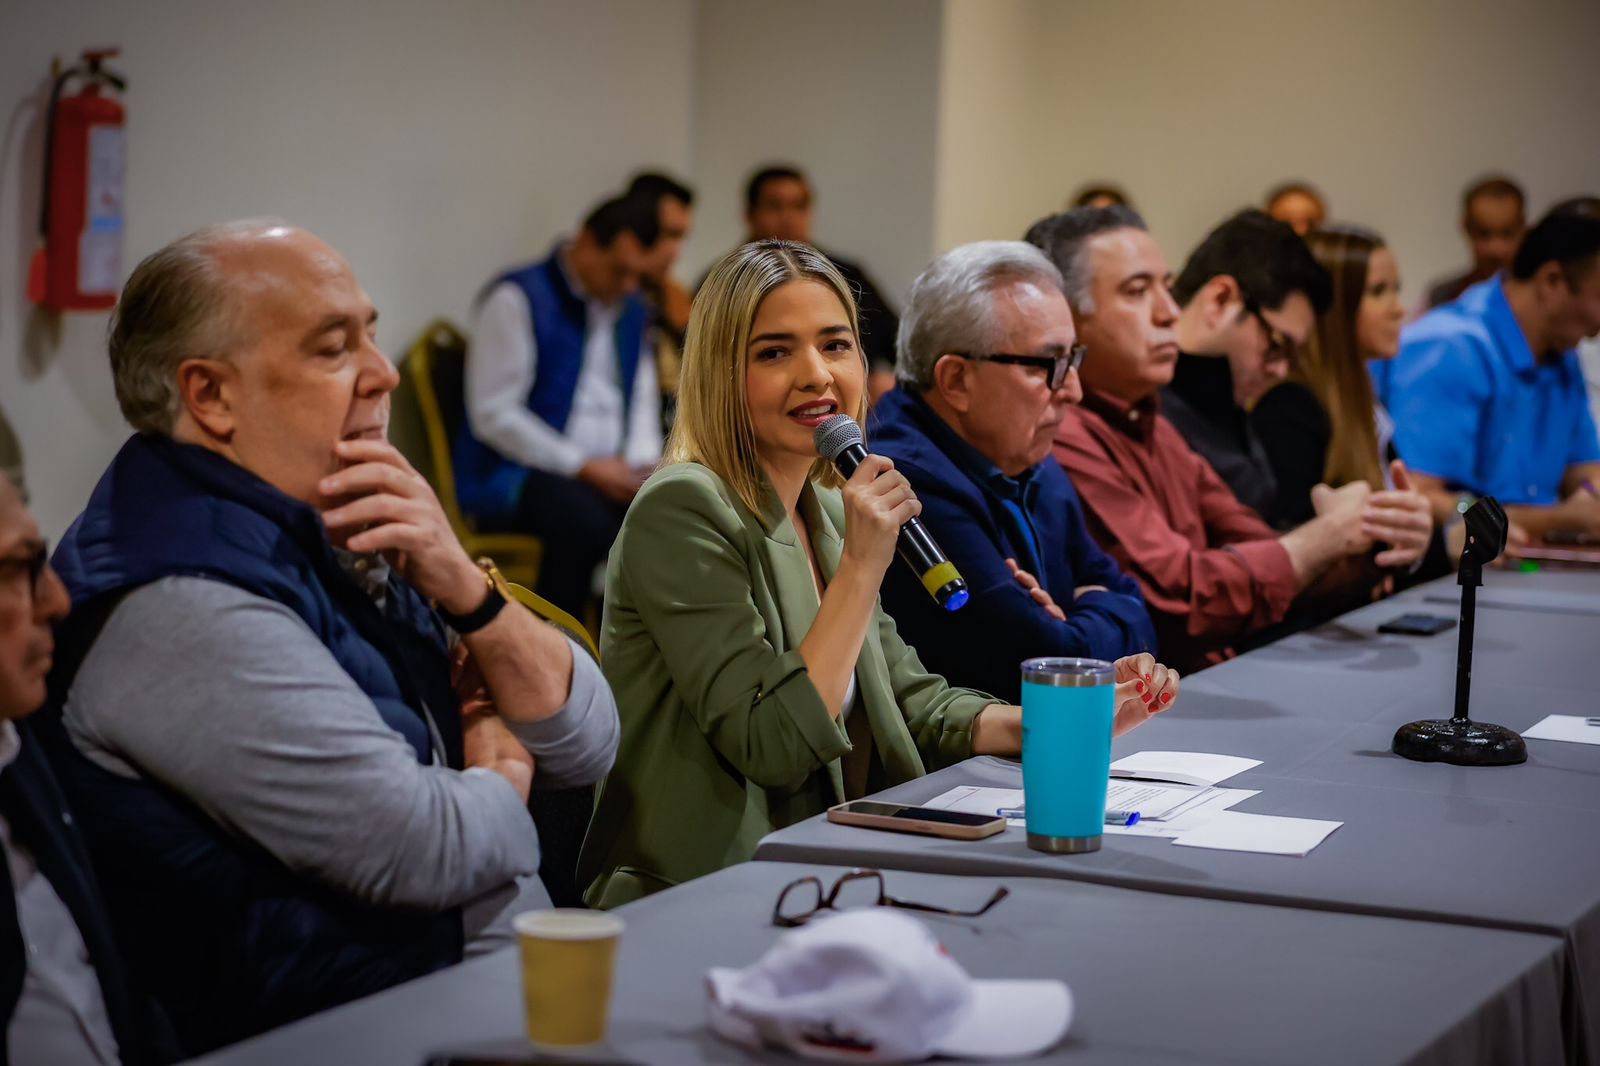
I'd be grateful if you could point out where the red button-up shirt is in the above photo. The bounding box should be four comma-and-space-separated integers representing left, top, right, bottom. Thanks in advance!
1053, 388, 1297, 672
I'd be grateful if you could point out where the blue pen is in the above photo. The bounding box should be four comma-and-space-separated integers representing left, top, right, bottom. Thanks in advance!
999, 807, 1139, 826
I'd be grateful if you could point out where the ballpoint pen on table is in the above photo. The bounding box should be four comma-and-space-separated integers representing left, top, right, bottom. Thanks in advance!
997, 807, 1140, 826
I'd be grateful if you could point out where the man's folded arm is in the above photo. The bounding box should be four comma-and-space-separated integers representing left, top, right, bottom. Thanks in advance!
63, 576, 540, 912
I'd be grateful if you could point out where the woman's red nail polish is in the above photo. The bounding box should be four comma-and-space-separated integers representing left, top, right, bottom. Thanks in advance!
1161, 693, 1173, 704
1144, 674, 1152, 682
1135, 681, 1145, 693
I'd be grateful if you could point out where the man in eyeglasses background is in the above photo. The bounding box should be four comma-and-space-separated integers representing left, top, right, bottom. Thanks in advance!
1153, 210, 1329, 519
1032, 208, 1428, 674
869, 241, 1158, 705
0, 472, 176, 1064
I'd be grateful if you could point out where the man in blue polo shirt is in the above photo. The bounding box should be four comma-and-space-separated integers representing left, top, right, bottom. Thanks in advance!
1386, 202, 1600, 538
871, 241, 1156, 704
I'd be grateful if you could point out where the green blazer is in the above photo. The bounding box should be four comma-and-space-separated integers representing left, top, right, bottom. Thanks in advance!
577, 463, 997, 908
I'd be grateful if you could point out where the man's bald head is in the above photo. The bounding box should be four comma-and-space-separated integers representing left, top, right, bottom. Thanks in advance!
109, 220, 347, 435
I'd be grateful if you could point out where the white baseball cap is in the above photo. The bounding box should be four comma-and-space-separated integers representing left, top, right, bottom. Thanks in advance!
705, 908, 1072, 1062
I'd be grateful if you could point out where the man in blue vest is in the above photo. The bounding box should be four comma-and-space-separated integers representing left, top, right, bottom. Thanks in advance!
2, 472, 177, 1064
460, 194, 666, 617
42, 221, 620, 1055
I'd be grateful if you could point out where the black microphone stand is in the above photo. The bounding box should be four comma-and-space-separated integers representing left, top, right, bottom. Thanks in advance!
1392, 497, 1527, 766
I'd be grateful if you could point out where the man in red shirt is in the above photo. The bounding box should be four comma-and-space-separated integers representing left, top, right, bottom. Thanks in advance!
1027, 207, 1430, 672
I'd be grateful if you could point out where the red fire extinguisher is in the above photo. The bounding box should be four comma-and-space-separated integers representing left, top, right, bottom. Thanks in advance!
28, 48, 128, 314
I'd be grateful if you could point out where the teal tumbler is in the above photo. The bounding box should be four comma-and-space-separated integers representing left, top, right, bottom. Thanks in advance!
1021, 657, 1116, 854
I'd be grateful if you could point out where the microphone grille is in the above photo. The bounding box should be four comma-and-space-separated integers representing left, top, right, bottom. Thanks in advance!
813, 415, 863, 463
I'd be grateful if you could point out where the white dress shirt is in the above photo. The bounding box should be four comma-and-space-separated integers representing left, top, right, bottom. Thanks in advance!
1, 721, 120, 1066
465, 251, 662, 479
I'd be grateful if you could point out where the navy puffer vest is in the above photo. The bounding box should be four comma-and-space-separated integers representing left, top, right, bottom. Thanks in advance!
454, 246, 649, 522
40, 434, 464, 1056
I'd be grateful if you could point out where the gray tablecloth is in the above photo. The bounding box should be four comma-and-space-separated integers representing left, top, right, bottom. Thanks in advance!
188, 861, 1566, 1066
757, 688, 1600, 1064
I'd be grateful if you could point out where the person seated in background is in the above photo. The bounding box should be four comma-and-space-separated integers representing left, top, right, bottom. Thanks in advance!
1159, 210, 1333, 519
459, 192, 665, 618
1029, 207, 1430, 673
1250, 226, 1443, 575
869, 241, 1157, 703
1264, 181, 1327, 236
1422, 175, 1526, 312
1, 472, 177, 1065
733, 164, 902, 401
578, 240, 1178, 908
1070, 182, 1133, 210
1387, 201, 1600, 540
41, 222, 620, 1055
624, 171, 696, 433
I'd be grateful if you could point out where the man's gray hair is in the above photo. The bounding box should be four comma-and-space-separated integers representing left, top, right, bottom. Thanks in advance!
1024, 205, 1147, 314
108, 218, 286, 434
896, 241, 1066, 390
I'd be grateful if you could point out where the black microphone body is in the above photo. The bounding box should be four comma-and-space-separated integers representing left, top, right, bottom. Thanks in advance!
818, 421, 969, 612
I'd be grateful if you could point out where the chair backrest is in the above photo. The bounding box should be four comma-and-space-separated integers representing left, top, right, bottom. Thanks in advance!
405, 320, 472, 536
507, 582, 599, 662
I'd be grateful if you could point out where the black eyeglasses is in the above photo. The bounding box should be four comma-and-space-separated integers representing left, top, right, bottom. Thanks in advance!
0, 542, 49, 604
952, 344, 1086, 391
773, 868, 1009, 928
1244, 300, 1296, 364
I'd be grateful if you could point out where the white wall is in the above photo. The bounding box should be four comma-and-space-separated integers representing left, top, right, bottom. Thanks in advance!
943, 0, 1600, 295
0, 0, 695, 537
4, 0, 1598, 535
933, 0, 1039, 252
686, 0, 942, 306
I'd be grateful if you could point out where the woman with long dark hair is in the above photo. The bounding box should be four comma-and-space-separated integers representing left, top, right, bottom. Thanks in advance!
1253, 226, 1435, 566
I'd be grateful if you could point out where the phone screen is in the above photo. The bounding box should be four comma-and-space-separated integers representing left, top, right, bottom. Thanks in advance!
840, 801, 1000, 827
1378, 613, 1456, 636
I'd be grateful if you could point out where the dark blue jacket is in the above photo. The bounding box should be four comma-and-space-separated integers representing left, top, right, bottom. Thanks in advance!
39, 433, 464, 1056
455, 246, 649, 522
2, 719, 179, 1065
869, 389, 1155, 702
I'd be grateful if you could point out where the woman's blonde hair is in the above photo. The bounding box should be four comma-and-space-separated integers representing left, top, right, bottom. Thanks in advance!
665, 239, 867, 519
1298, 226, 1386, 490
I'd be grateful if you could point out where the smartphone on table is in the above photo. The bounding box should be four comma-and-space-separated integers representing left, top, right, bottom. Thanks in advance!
1377, 613, 1456, 636
827, 800, 1006, 840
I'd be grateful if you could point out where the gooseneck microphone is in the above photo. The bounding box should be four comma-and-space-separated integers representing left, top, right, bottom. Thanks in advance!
814, 415, 969, 612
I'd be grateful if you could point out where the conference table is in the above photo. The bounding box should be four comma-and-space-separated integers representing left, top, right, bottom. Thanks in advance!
191, 861, 1567, 1066
187, 566, 1600, 1066
755, 566, 1600, 1064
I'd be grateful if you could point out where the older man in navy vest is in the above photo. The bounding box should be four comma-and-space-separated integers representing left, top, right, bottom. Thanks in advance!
1, 472, 177, 1065
41, 221, 619, 1056
460, 193, 665, 617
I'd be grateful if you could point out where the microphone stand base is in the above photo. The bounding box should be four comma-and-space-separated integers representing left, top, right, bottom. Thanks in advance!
1392, 719, 1527, 766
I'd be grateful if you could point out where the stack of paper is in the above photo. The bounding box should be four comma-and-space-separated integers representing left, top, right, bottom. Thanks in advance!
1522, 715, 1600, 746
920, 751, 1342, 856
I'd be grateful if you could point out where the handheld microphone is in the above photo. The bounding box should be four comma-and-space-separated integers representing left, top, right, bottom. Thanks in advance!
814, 415, 969, 612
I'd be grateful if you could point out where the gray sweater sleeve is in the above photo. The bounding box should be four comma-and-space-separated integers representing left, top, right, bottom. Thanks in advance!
506, 644, 619, 791
63, 577, 540, 911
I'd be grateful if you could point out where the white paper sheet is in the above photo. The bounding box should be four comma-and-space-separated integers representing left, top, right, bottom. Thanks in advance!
1102, 788, 1260, 837
1521, 714, 1600, 746
922, 783, 1259, 832
1110, 751, 1262, 787
1170, 811, 1342, 856
923, 786, 1023, 816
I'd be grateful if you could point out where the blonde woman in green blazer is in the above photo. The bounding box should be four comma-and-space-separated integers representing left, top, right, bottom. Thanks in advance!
578, 241, 1178, 908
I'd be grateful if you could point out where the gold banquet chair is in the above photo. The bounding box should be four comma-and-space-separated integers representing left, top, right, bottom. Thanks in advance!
398, 320, 543, 590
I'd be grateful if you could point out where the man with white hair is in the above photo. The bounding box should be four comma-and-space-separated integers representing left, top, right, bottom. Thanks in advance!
870, 241, 1157, 704
39, 221, 619, 1055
